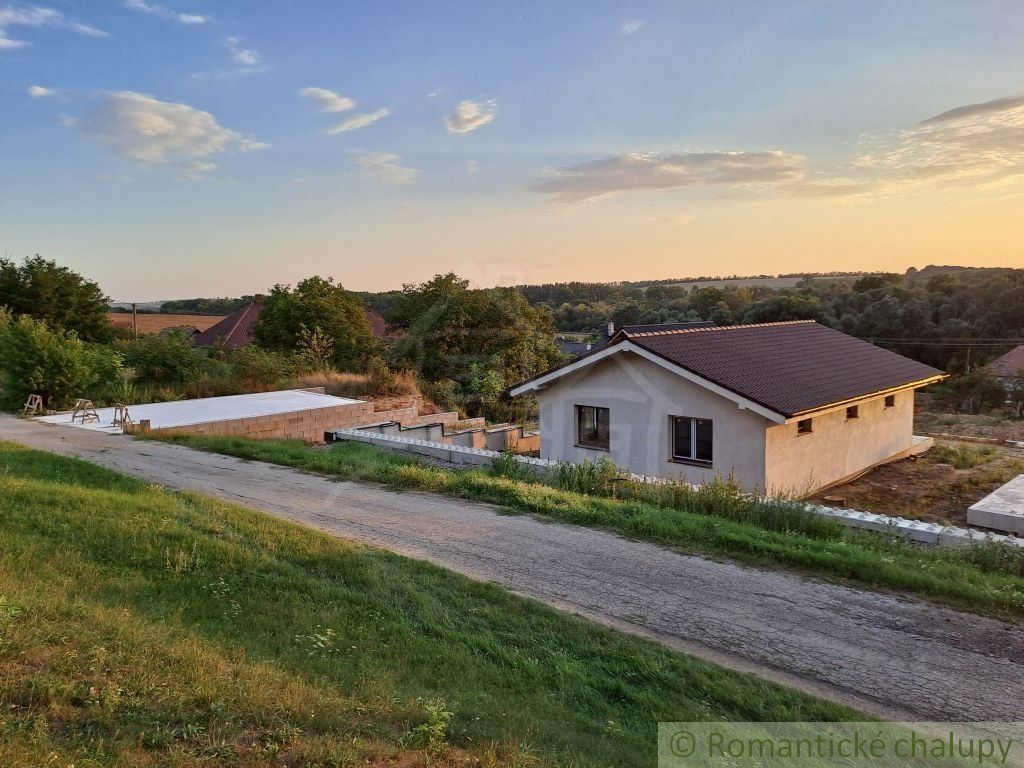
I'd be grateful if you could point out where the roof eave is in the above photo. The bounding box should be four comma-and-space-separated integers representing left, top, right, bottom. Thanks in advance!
781, 373, 950, 421
509, 340, 789, 424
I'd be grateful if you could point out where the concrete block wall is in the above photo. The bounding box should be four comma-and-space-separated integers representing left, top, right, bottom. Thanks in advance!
128, 399, 465, 444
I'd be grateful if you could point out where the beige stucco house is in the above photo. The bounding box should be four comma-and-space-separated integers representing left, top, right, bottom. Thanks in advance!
510, 320, 946, 496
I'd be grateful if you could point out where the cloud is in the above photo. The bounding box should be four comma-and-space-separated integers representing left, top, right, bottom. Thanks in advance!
444, 99, 498, 134
193, 37, 266, 79
0, 5, 107, 49
650, 213, 695, 225
848, 92, 1024, 197
27, 84, 54, 97
351, 152, 417, 184
232, 47, 258, 66
82, 91, 267, 177
329, 108, 390, 134
620, 19, 644, 35
299, 86, 355, 113
124, 0, 206, 25
57, 113, 76, 127
225, 36, 258, 68
532, 151, 806, 203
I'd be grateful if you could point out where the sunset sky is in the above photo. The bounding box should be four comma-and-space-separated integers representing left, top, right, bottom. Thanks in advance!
1, 0, 1023, 300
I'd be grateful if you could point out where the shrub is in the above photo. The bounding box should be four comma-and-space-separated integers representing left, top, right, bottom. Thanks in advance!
490, 450, 537, 482
928, 443, 997, 469
119, 332, 211, 384
228, 346, 294, 388
291, 366, 420, 399
0, 314, 122, 410
554, 456, 621, 496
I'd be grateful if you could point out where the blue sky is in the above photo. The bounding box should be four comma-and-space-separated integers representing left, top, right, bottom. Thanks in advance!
2, 1, 1023, 300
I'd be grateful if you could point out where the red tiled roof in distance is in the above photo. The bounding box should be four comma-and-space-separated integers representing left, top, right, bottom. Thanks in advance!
365, 308, 402, 340
192, 297, 265, 349
989, 345, 1024, 378
193, 298, 399, 348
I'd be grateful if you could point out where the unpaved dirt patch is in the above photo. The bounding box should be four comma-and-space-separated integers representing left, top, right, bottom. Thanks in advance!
811, 440, 1024, 526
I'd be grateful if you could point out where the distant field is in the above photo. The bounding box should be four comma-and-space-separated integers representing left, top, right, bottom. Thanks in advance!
661, 275, 861, 290
106, 312, 226, 333
663, 276, 804, 290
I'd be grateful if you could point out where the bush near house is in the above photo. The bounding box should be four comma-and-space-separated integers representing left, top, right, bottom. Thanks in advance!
0, 442, 854, 767
157, 435, 1024, 620
0, 311, 122, 410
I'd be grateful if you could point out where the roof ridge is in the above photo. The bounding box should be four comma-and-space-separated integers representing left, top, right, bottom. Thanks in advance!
627, 319, 816, 338
223, 298, 261, 343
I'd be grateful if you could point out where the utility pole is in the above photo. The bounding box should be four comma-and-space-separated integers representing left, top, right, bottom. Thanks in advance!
131, 303, 138, 339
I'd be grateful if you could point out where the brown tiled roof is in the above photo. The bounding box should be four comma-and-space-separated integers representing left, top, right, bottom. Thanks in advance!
365, 308, 401, 340
627, 321, 946, 417
193, 298, 399, 348
193, 298, 264, 349
989, 345, 1024, 378
512, 320, 947, 418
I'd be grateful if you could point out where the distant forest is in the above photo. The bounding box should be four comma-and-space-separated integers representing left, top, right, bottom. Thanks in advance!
365, 265, 1024, 372
150, 265, 1024, 373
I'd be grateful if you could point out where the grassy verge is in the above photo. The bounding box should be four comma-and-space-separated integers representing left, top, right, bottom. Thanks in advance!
157, 435, 1024, 620
0, 441, 855, 767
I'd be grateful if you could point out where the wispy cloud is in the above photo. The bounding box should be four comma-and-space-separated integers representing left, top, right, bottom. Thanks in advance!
124, 0, 205, 25
0, 5, 107, 49
351, 152, 417, 184
299, 86, 355, 113
532, 151, 805, 204
620, 19, 644, 35
852, 93, 1024, 196
329, 108, 390, 134
650, 213, 695, 225
27, 84, 54, 97
57, 113, 76, 127
193, 36, 267, 79
225, 36, 259, 66
444, 99, 498, 134
82, 91, 267, 178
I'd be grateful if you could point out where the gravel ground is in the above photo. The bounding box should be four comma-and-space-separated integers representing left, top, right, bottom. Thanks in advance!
4, 414, 1024, 721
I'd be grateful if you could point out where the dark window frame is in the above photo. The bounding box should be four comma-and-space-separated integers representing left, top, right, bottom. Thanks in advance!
797, 418, 813, 435
846, 405, 859, 420
670, 415, 714, 466
575, 404, 610, 451
884, 394, 896, 408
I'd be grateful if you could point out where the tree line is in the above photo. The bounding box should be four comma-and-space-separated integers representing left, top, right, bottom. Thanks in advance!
1, 255, 1022, 417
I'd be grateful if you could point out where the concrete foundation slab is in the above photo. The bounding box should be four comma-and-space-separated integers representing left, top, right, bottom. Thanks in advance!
968, 474, 1024, 535
38, 390, 364, 434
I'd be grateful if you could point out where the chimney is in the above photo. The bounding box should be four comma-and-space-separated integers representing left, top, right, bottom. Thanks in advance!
607, 321, 614, 337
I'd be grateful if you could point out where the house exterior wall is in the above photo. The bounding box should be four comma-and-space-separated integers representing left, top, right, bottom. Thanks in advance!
537, 351, 769, 490
763, 390, 916, 496
534, 352, 921, 496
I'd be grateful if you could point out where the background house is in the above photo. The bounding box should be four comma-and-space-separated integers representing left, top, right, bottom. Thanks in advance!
192, 296, 396, 349
511, 320, 946, 496
988, 344, 1024, 386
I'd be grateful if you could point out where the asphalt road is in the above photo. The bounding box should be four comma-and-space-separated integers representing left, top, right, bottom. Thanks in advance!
4, 414, 1023, 721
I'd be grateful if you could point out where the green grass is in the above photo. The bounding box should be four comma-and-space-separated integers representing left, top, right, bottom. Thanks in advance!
0, 441, 856, 767
928, 442, 998, 469
157, 435, 1024, 620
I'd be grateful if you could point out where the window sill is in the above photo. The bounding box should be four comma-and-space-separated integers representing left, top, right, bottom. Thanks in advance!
670, 457, 713, 468
575, 443, 610, 452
